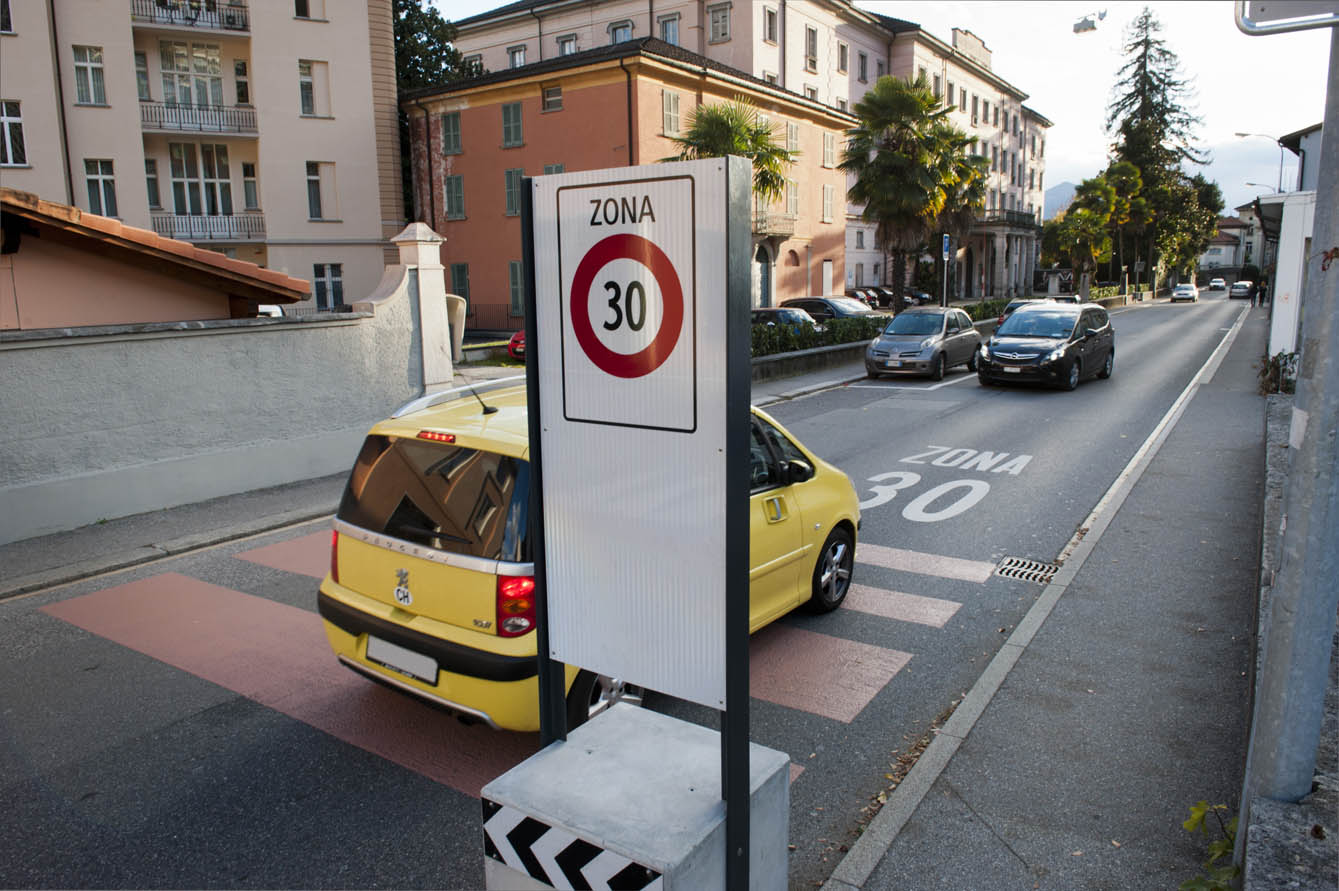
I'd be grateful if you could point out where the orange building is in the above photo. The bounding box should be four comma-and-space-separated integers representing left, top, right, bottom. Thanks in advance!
404, 37, 852, 332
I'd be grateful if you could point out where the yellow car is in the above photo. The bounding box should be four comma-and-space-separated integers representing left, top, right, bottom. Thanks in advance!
317, 383, 859, 732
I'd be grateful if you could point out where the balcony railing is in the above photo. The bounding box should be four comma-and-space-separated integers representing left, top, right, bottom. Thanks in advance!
752, 210, 797, 237
140, 101, 256, 134
151, 211, 265, 241
977, 209, 1041, 228
130, 0, 250, 32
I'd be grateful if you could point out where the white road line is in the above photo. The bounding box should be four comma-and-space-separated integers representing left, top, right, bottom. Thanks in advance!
855, 543, 996, 583
848, 373, 978, 392
843, 584, 962, 628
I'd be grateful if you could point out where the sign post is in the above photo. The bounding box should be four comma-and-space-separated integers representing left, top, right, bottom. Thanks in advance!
941, 234, 950, 307
523, 157, 754, 888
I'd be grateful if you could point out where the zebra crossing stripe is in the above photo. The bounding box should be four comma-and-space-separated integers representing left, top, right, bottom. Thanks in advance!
482, 799, 664, 890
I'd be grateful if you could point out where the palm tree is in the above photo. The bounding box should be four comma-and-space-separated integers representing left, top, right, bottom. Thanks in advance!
840, 74, 985, 310
662, 96, 795, 202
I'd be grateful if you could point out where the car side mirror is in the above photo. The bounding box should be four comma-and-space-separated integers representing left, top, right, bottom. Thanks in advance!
785, 459, 815, 484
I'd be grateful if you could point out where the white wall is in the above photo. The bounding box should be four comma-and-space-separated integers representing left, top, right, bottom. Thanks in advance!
1269, 191, 1316, 356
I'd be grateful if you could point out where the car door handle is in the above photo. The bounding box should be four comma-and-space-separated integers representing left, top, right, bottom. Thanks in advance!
765, 496, 786, 523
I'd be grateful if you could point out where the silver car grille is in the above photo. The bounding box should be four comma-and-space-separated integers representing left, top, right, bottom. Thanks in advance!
898, 350, 922, 358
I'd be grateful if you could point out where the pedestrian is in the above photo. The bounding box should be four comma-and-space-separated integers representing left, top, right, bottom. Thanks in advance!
1259, 280, 1269, 306
1250, 282, 1259, 307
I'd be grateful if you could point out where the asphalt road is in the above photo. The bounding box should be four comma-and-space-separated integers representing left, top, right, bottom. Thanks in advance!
0, 292, 1249, 889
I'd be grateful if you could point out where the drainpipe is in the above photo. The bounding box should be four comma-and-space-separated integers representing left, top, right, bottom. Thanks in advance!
47, 0, 74, 204
698, 0, 705, 53
779, 0, 786, 88
412, 99, 435, 224
529, 7, 542, 60
619, 57, 636, 166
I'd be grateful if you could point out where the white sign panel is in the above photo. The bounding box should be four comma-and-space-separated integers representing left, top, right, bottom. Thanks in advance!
531, 159, 731, 709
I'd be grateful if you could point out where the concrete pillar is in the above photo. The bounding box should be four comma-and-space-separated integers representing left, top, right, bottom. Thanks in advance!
392, 223, 454, 389
993, 234, 1007, 297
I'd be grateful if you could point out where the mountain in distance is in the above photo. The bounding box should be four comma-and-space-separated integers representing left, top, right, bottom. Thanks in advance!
1044, 182, 1077, 221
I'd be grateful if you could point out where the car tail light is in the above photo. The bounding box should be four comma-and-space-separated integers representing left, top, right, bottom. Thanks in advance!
330, 529, 339, 584
496, 575, 536, 637
418, 430, 456, 443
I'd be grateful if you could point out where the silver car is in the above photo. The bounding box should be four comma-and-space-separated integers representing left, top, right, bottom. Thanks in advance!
865, 307, 982, 380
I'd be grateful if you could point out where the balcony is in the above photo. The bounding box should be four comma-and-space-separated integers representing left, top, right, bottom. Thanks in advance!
977, 209, 1041, 229
130, 0, 250, 32
140, 101, 257, 135
151, 211, 265, 241
752, 210, 796, 237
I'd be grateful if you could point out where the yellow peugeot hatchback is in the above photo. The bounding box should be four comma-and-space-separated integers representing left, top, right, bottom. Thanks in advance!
318, 381, 860, 732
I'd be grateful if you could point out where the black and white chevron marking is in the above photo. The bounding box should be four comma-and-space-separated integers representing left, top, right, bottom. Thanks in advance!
483, 799, 663, 890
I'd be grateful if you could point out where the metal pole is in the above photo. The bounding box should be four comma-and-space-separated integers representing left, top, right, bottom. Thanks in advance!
1277, 141, 1285, 194
1238, 21, 1339, 849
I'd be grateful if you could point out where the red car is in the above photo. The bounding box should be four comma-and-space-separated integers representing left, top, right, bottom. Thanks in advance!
508, 330, 525, 361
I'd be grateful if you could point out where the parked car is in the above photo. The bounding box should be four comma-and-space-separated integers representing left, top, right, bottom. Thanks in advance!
317, 386, 860, 732
781, 295, 890, 323
845, 288, 878, 308
1208, 277, 1226, 291
1170, 283, 1199, 302
752, 306, 820, 332
1229, 280, 1254, 299
997, 297, 1053, 326
905, 289, 935, 306
507, 330, 525, 360
977, 303, 1115, 390
865, 306, 982, 380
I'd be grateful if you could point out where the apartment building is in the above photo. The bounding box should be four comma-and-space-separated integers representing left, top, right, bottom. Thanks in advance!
0, 0, 402, 311
451, 1, 1051, 300
404, 37, 851, 329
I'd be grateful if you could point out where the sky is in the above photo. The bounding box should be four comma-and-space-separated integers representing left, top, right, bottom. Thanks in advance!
434, 0, 1333, 214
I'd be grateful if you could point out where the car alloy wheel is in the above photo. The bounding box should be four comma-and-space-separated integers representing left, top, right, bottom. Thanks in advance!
567, 670, 645, 728
967, 350, 979, 372
1099, 350, 1114, 379
931, 353, 946, 381
1064, 360, 1080, 391
805, 527, 853, 612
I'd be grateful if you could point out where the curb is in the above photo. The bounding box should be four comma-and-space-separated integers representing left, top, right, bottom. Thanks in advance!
754, 371, 868, 407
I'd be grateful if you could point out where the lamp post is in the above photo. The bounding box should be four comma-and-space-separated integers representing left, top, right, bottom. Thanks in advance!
1235, 131, 1286, 193
1246, 181, 1280, 193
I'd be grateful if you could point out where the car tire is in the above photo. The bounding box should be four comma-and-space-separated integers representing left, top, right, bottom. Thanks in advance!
978, 373, 994, 387
866, 370, 881, 380
967, 350, 979, 372
930, 353, 946, 381
804, 526, 853, 613
1098, 349, 1114, 379
566, 670, 644, 729
1063, 360, 1081, 391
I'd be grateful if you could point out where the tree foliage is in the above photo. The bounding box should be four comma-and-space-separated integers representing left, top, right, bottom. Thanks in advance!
840, 74, 986, 308
1105, 7, 1205, 166
662, 97, 796, 202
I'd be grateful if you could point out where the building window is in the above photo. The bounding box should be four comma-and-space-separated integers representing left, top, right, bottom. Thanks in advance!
994, 106, 1000, 127
298, 60, 329, 115
508, 260, 524, 314
234, 60, 249, 105
134, 51, 151, 101
658, 14, 679, 45
73, 46, 106, 105
504, 167, 523, 216
294, 0, 325, 18
507, 44, 526, 67
708, 3, 730, 42
764, 72, 778, 85
1040, 139, 1045, 158
442, 111, 461, 154
542, 85, 562, 112
502, 102, 523, 146
822, 184, 833, 223
543, 163, 564, 174
918, 65, 927, 83
933, 74, 941, 99
199, 144, 232, 214
242, 161, 258, 209
0, 0, 10, 33
959, 88, 966, 111
450, 263, 470, 307
464, 54, 482, 70
982, 99, 989, 121
854, 263, 864, 286
836, 98, 847, 112
803, 85, 817, 101
145, 159, 161, 207
662, 90, 680, 134
1029, 169, 1035, 190
804, 26, 818, 72
876, 60, 885, 77
609, 21, 632, 43
946, 81, 954, 109
857, 52, 868, 83
763, 7, 777, 43
837, 43, 848, 73
313, 263, 344, 309
991, 145, 998, 171
84, 159, 117, 216
295, 0, 309, 18
160, 41, 222, 106
786, 122, 798, 153
972, 95, 979, 125
306, 160, 333, 219
855, 230, 864, 249
557, 34, 577, 55
786, 180, 798, 215
822, 132, 835, 168
0, 101, 25, 166
873, 263, 880, 283
445, 174, 464, 219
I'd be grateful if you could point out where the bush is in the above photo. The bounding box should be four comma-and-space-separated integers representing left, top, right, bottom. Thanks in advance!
962, 298, 1011, 322
1257, 351, 1297, 395
1090, 285, 1120, 301
751, 316, 886, 357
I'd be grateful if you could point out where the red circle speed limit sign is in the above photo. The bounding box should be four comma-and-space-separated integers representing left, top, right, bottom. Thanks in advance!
569, 233, 684, 379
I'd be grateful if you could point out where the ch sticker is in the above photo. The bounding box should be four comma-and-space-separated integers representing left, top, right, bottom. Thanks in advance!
393, 568, 413, 606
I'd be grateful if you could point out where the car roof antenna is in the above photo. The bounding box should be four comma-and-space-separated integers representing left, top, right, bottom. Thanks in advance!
465, 380, 498, 415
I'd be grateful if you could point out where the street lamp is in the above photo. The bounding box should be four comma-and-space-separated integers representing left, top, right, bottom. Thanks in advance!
1073, 9, 1107, 33
1246, 181, 1279, 193
1234, 132, 1286, 193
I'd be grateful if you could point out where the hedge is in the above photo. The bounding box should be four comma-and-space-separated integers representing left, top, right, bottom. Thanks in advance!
751, 316, 885, 357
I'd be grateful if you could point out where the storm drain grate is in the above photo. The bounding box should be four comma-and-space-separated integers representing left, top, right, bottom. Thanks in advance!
995, 557, 1061, 585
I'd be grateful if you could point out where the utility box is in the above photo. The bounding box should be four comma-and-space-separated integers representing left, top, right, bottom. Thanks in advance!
481, 704, 790, 890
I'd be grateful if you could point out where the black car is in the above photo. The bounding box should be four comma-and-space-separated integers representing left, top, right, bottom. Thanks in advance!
752, 306, 820, 332
977, 303, 1115, 390
780, 296, 889, 323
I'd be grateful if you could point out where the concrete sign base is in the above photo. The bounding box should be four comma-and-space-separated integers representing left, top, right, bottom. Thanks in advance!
482, 704, 790, 890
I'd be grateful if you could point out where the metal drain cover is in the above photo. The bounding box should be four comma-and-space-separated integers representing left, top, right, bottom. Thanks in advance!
996, 557, 1060, 584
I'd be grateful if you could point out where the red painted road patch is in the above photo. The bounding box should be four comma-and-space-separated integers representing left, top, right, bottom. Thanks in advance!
235, 531, 330, 580
749, 624, 911, 723
41, 573, 538, 797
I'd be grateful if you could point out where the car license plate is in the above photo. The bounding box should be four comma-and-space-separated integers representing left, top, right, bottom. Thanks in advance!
1003, 366, 1022, 374
886, 360, 902, 368
366, 635, 437, 683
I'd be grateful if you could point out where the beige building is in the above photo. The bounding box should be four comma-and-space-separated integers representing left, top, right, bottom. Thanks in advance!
452, 1, 1051, 299
0, 0, 402, 310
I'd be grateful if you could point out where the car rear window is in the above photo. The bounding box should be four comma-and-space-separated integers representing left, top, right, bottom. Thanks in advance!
337, 435, 531, 562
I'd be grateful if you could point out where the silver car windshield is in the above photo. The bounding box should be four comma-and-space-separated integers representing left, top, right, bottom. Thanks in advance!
883, 313, 943, 336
